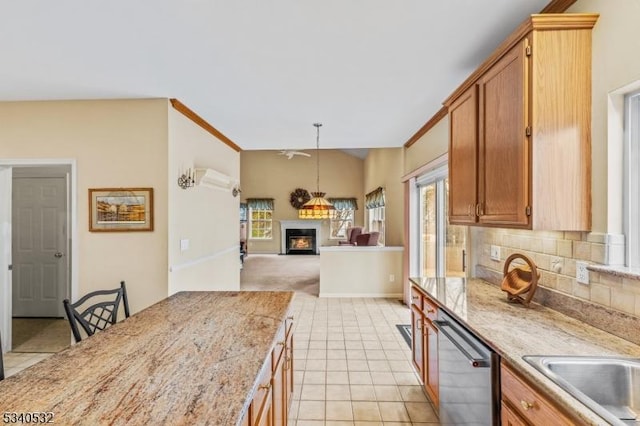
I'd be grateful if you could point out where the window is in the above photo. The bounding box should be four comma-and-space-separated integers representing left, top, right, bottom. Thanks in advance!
625, 90, 640, 267
365, 187, 385, 245
247, 198, 274, 240
416, 165, 468, 277
328, 198, 357, 239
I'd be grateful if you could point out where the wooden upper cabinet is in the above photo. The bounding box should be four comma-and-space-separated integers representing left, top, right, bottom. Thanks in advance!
445, 14, 598, 231
478, 38, 529, 227
448, 86, 478, 224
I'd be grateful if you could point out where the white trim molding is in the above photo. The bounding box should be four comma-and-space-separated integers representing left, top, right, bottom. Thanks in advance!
280, 220, 322, 254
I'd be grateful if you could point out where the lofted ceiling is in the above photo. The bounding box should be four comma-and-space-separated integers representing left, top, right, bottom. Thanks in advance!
0, 0, 550, 151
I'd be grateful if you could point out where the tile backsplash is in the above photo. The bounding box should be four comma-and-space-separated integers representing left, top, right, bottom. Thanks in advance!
472, 228, 640, 318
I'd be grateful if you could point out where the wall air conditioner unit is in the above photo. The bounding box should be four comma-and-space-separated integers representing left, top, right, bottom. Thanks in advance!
195, 168, 237, 192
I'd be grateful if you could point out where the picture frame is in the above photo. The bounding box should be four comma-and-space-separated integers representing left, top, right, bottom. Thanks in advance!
89, 188, 154, 232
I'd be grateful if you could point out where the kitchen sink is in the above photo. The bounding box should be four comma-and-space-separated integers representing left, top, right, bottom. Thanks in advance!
523, 356, 640, 426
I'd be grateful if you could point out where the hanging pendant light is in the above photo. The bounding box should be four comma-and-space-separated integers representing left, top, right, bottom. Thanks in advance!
299, 123, 335, 219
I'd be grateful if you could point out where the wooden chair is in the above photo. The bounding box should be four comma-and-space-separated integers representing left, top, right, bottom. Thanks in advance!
63, 281, 130, 343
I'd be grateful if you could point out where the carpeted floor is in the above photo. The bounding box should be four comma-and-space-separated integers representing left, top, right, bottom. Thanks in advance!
240, 254, 319, 296
12, 318, 70, 353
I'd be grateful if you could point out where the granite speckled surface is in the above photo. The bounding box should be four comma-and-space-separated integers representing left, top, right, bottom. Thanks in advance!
588, 264, 640, 280
410, 277, 640, 426
0, 291, 294, 426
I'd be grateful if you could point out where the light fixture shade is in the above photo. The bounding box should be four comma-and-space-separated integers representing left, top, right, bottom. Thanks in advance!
299, 192, 335, 219
299, 123, 334, 219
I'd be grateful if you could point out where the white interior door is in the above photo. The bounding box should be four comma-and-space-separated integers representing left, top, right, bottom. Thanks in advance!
12, 177, 67, 317
0, 167, 12, 352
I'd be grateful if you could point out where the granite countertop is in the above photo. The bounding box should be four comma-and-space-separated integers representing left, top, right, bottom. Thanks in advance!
410, 277, 640, 426
0, 291, 294, 426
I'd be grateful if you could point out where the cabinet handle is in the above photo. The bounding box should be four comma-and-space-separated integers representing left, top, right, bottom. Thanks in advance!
416, 318, 422, 334
287, 316, 294, 320
476, 203, 481, 217
520, 400, 534, 411
277, 341, 285, 346
285, 356, 291, 370
468, 204, 472, 216
259, 383, 272, 390
426, 308, 435, 314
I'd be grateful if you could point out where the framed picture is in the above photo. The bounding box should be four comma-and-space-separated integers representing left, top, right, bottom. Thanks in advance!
89, 188, 154, 232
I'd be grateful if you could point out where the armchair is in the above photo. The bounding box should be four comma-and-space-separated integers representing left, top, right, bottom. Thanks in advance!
338, 226, 363, 246
355, 231, 380, 246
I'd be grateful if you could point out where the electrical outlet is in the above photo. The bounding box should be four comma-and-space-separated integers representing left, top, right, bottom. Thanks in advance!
490, 245, 501, 261
389, 274, 395, 282
576, 261, 590, 285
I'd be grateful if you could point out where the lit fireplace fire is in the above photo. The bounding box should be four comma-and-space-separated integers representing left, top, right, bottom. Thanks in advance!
290, 237, 312, 249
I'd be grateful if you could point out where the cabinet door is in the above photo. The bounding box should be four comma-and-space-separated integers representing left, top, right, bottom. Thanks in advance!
252, 373, 273, 426
478, 39, 530, 227
424, 319, 439, 407
272, 348, 286, 426
448, 85, 479, 225
285, 326, 294, 418
411, 304, 425, 383
501, 401, 527, 426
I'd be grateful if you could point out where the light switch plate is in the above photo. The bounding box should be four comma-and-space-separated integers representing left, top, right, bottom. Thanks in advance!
576, 261, 590, 285
490, 245, 501, 261
180, 239, 190, 252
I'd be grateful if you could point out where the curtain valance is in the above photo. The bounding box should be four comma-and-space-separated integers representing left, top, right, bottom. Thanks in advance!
247, 198, 274, 210
365, 187, 385, 209
328, 197, 358, 210
239, 203, 248, 221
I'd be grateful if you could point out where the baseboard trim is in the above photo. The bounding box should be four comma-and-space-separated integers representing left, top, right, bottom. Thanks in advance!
169, 245, 238, 272
319, 293, 403, 298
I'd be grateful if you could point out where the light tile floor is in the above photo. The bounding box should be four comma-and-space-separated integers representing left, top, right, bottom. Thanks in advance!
3, 352, 54, 378
3, 291, 440, 425
287, 292, 440, 425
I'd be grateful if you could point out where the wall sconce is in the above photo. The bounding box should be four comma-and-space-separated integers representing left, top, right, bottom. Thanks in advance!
232, 185, 242, 198
178, 168, 195, 190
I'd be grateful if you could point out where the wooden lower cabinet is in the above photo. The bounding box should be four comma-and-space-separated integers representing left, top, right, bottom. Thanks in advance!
501, 401, 527, 426
251, 365, 274, 426
410, 286, 439, 408
501, 362, 573, 426
285, 317, 294, 413
424, 318, 438, 406
242, 317, 294, 426
411, 304, 425, 381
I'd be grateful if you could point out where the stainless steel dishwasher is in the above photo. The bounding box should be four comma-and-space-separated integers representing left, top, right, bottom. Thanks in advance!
434, 310, 500, 425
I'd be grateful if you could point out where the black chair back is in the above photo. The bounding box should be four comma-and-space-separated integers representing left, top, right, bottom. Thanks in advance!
63, 281, 130, 343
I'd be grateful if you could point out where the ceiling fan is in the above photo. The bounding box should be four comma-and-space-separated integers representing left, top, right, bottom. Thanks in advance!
278, 150, 311, 160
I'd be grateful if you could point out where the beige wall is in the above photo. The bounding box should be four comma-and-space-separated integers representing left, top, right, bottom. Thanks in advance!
0, 99, 169, 313
319, 247, 403, 297
568, 0, 640, 233
240, 150, 364, 254
403, 117, 449, 175
474, 228, 640, 317
401, 1, 640, 319
167, 107, 241, 293
470, 1, 640, 318
364, 148, 404, 246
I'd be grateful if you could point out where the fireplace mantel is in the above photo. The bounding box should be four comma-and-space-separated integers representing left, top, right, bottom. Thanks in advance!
280, 220, 322, 254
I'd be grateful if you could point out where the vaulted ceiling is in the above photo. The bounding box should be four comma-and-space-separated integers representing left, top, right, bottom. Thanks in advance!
0, 0, 551, 150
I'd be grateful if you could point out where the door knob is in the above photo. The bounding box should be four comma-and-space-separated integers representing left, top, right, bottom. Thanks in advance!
54, 252, 64, 258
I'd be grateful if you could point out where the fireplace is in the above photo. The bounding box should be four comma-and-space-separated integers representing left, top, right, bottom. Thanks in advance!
286, 229, 316, 255
280, 220, 322, 255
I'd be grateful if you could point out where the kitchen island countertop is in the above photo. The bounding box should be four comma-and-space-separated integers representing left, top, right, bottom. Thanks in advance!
0, 291, 294, 425
410, 277, 640, 426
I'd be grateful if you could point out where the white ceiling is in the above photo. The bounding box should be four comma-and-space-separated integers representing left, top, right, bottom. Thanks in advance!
0, 0, 550, 151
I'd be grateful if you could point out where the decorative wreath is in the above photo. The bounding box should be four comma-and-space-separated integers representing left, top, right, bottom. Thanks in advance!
289, 188, 311, 209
